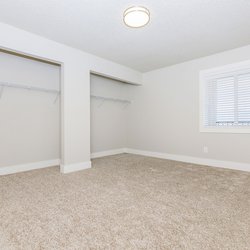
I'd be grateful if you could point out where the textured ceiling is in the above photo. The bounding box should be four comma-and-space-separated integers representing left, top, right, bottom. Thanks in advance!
0, 0, 250, 72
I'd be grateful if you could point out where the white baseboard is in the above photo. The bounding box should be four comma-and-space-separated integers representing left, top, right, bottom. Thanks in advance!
91, 148, 126, 159
0, 159, 60, 176
125, 148, 250, 172
60, 161, 91, 174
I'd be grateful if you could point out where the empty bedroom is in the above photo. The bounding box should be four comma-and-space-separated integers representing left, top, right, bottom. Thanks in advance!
0, 1, 249, 249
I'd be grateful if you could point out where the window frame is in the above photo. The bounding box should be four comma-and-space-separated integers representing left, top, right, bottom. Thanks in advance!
199, 60, 250, 134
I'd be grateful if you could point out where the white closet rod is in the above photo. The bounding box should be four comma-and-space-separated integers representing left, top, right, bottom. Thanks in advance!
91, 94, 131, 104
0, 81, 60, 94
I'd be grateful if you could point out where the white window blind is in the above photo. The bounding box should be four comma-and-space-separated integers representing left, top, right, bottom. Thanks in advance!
238, 73, 250, 124
200, 62, 250, 132
216, 76, 235, 126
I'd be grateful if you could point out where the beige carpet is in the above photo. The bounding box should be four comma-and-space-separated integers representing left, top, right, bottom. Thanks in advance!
0, 154, 249, 250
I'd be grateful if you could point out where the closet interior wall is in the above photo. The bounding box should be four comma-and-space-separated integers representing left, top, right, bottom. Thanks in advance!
90, 74, 132, 154
0, 51, 60, 167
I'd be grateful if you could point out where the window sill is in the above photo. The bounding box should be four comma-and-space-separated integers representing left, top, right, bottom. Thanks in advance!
200, 127, 250, 134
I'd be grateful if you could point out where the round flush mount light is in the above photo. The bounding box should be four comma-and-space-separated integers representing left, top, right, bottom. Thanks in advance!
123, 6, 150, 28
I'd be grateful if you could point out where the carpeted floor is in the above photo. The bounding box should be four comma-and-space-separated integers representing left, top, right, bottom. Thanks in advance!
0, 154, 249, 250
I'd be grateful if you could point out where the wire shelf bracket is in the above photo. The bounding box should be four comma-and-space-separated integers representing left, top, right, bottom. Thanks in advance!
91, 94, 132, 105
0, 81, 60, 104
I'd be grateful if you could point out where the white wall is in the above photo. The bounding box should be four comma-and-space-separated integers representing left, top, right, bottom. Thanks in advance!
1, 22, 249, 172
0, 51, 60, 167
90, 74, 131, 153
0, 22, 142, 171
128, 45, 250, 164
0, 51, 60, 89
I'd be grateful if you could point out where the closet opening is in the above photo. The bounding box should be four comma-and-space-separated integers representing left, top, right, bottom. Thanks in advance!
90, 72, 138, 159
0, 49, 62, 173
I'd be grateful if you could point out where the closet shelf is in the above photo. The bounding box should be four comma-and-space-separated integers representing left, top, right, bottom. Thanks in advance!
0, 81, 60, 94
91, 94, 131, 104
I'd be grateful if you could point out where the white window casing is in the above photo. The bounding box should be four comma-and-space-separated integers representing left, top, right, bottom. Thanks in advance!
200, 60, 250, 133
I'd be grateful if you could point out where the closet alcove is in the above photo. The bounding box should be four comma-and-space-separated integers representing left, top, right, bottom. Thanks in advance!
0, 50, 61, 169
90, 73, 138, 157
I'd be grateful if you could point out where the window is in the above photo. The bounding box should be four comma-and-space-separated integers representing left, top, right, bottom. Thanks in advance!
200, 61, 250, 133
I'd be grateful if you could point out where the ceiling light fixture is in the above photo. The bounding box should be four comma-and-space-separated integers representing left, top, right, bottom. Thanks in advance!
123, 6, 150, 28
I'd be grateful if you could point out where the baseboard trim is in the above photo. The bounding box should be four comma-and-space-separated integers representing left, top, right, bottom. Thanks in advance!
91, 148, 126, 159
0, 159, 60, 176
125, 148, 250, 172
60, 161, 92, 174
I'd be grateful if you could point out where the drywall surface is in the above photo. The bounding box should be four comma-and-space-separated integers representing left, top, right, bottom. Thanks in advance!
0, 52, 60, 167
90, 74, 130, 153
0, 22, 142, 168
128, 45, 250, 164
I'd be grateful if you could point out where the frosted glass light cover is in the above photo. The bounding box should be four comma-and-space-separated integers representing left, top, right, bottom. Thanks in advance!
123, 6, 150, 28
